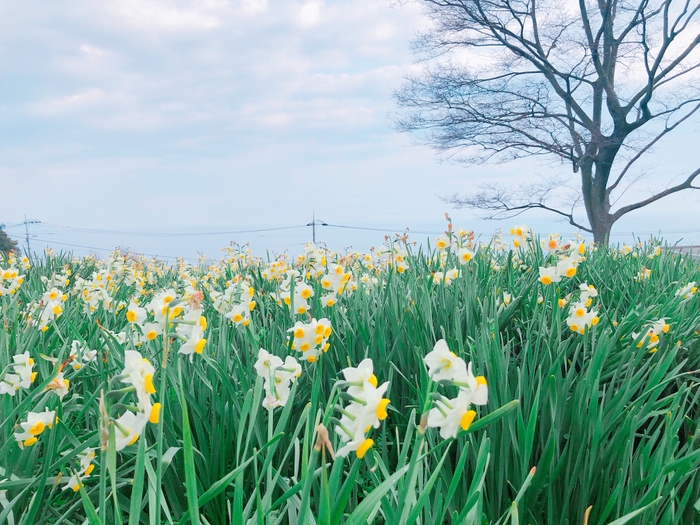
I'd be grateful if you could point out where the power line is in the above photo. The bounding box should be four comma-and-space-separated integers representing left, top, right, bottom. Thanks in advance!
38, 222, 308, 237
323, 223, 445, 235
7, 234, 198, 262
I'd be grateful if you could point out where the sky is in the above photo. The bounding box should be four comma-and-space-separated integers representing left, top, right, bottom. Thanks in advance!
2, 0, 699, 261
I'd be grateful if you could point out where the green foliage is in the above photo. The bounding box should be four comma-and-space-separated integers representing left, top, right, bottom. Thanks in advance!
0, 225, 18, 255
0, 238, 699, 524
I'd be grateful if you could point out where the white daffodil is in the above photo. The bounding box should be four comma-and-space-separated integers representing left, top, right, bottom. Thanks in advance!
112, 410, 148, 451
427, 390, 477, 440
342, 358, 378, 397
335, 427, 374, 459
538, 266, 561, 285
126, 300, 147, 326
458, 247, 474, 264
121, 351, 156, 412
453, 362, 488, 406
424, 339, 467, 382
14, 409, 56, 448
46, 372, 70, 400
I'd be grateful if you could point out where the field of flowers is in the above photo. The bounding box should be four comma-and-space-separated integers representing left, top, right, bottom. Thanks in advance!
0, 223, 699, 525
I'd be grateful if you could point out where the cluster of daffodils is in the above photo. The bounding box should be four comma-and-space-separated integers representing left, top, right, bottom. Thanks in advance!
73, 269, 115, 314
261, 260, 288, 281
111, 351, 160, 451
288, 318, 332, 362
510, 225, 533, 249
633, 318, 670, 352
538, 251, 583, 285
0, 352, 36, 396
254, 349, 301, 408
635, 267, 652, 281
210, 278, 256, 327
433, 268, 460, 285
676, 282, 697, 300
62, 448, 96, 492
319, 263, 353, 307
433, 226, 476, 268
31, 286, 67, 331
14, 408, 56, 449
276, 271, 314, 315
335, 359, 390, 458
0, 262, 25, 296
565, 283, 600, 334
424, 340, 488, 439
68, 340, 98, 371
123, 290, 208, 359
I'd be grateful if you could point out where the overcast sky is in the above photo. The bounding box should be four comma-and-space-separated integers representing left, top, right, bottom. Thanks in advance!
2, 0, 699, 260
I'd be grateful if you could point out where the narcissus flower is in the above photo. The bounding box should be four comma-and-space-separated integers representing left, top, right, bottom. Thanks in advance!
424, 340, 466, 382
14, 409, 56, 448
427, 391, 477, 439
334, 358, 389, 458
0, 352, 36, 396
538, 266, 561, 285
254, 349, 301, 408
62, 448, 96, 492
424, 340, 488, 441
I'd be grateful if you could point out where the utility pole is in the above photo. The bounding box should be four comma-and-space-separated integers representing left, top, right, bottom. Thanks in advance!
23, 216, 41, 261
306, 212, 327, 244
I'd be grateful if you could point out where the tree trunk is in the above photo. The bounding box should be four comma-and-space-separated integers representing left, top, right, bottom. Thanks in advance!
581, 154, 617, 246
592, 219, 612, 246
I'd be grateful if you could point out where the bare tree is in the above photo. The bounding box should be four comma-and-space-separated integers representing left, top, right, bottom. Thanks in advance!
395, 0, 700, 244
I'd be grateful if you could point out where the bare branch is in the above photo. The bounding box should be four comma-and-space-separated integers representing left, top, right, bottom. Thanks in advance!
443, 179, 593, 232
612, 167, 700, 221
608, 101, 700, 193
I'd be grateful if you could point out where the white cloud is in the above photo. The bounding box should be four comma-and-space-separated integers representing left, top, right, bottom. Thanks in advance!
298, 0, 322, 27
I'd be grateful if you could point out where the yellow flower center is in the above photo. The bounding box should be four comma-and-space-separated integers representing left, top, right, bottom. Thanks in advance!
376, 398, 390, 420
460, 410, 477, 431
144, 374, 156, 394
146, 331, 158, 341
126, 310, 137, 323
368, 374, 378, 387
356, 438, 374, 458
248, 301, 256, 311
570, 324, 579, 332
301, 289, 311, 299
575, 308, 585, 317
476, 376, 487, 387
23, 437, 38, 447
29, 421, 45, 435
300, 342, 310, 352
195, 339, 206, 354
53, 305, 63, 315
565, 267, 576, 278
199, 316, 207, 330
150, 403, 161, 424
540, 276, 552, 285
233, 314, 243, 323
127, 434, 139, 446
85, 464, 95, 476
307, 355, 316, 363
